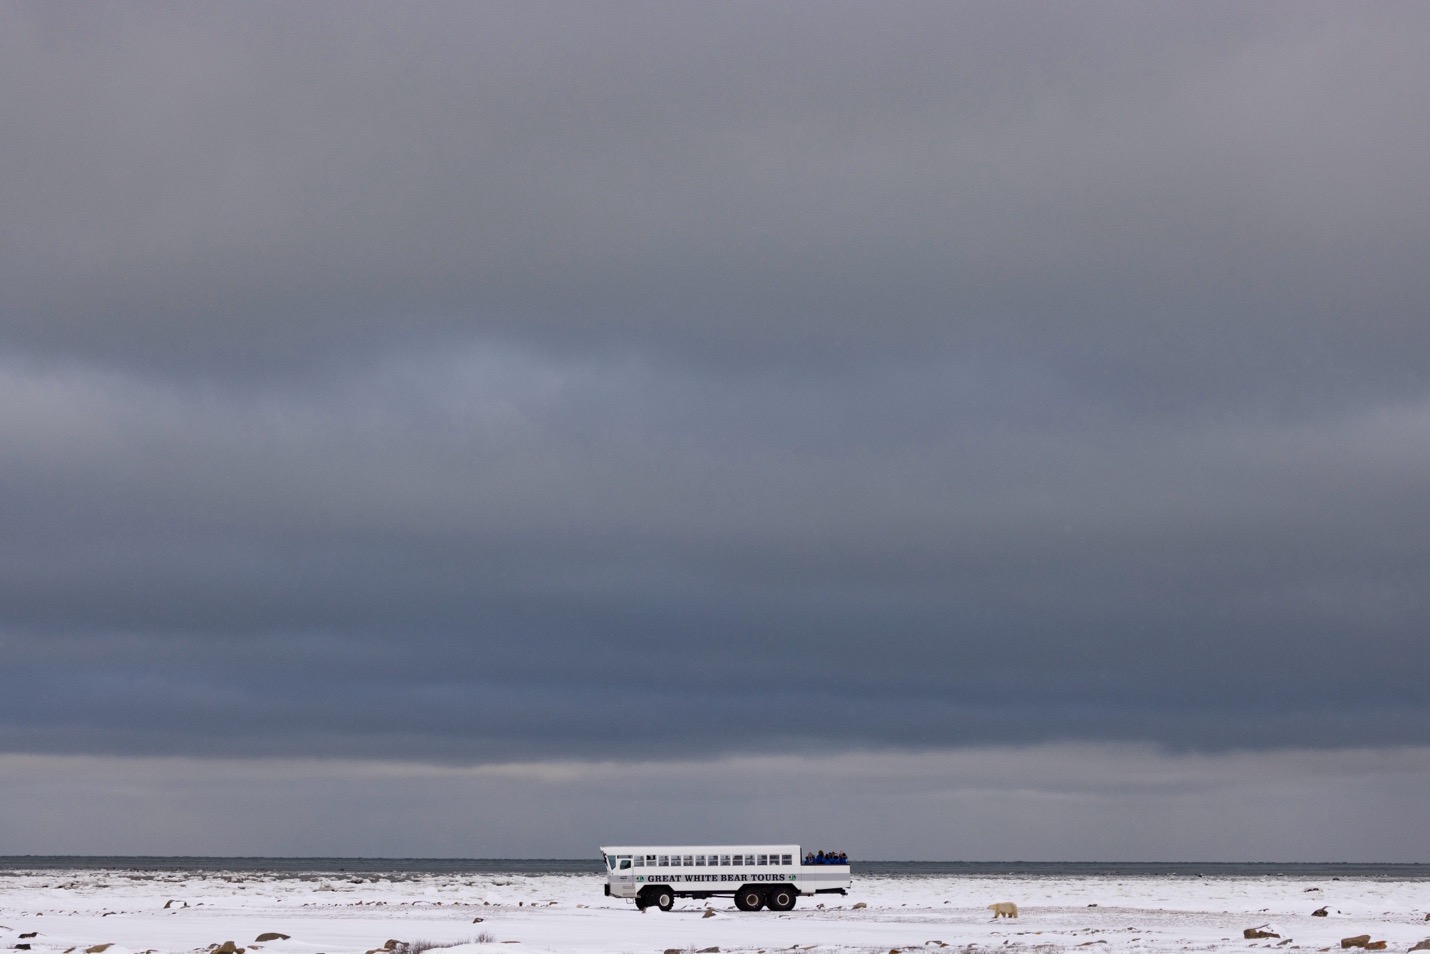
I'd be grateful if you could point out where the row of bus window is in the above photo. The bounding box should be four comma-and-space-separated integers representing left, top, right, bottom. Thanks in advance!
634, 853, 793, 868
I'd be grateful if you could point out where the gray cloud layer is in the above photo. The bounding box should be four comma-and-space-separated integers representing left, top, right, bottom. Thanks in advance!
2, 2, 1429, 773
7, 746, 1430, 861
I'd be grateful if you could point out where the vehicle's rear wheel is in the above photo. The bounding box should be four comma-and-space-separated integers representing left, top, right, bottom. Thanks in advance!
767, 886, 796, 911
735, 886, 765, 911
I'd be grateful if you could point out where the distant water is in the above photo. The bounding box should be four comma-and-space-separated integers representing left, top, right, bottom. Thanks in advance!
2, 857, 1426, 880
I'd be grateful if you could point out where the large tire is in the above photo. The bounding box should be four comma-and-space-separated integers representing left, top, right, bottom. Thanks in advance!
735, 886, 765, 912
654, 887, 675, 912
767, 886, 797, 912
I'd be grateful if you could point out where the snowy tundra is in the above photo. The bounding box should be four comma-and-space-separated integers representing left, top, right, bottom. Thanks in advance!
2, 867, 1428, 954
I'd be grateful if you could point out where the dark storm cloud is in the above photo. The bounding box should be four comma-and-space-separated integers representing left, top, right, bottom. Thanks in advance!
3, 346, 1427, 760
1, 2, 1429, 767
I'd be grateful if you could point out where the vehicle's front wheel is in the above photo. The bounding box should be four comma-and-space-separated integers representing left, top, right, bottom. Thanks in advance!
654, 887, 675, 912
767, 886, 796, 911
735, 886, 765, 911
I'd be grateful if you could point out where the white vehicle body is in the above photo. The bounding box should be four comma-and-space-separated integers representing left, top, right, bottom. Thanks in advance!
600, 844, 851, 912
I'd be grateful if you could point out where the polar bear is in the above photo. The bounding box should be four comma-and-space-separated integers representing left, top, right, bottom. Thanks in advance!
988, 902, 1019, 919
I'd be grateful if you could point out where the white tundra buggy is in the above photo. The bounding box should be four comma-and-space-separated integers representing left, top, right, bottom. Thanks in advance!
601, 844, 852, 912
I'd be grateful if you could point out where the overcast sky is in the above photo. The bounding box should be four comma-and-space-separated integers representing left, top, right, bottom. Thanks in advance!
2, 1, 1428, 860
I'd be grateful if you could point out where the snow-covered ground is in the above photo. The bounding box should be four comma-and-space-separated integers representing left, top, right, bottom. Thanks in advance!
2, 868, 1428, 954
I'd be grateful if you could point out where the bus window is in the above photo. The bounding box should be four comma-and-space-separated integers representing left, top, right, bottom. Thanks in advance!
757, 854, 768, 866
694, 855, 705, 866
781, 854, 792, 865
720, 855, 730, 866
619, 858, 632, 870
659, 856, 669, 867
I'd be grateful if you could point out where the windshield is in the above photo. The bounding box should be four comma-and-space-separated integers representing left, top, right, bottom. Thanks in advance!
606, 855, 616, 870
